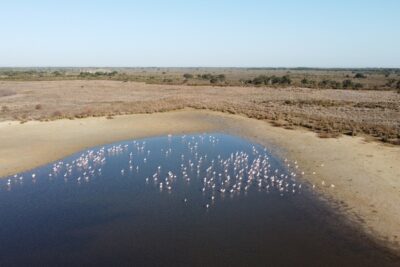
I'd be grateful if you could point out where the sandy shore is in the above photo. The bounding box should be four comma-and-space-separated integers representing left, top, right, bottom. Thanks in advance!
0, 109, 399, 252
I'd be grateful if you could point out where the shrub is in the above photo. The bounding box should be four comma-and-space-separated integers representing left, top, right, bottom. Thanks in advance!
210, 77, 219, 84
318, 79, 342, 89
300, 78, 317, 88
386, 79, 396, 87
251, 75, 291, 86
200, 73, 213, 80
217, 74, 226, 81
342, 79, 354, 89
183, 73, 193, 79
280, 75, 292, 85
342, 79, 363, 89
197, 73, 226, 83
271, 75, 291, 85
354, 73, 367, 79
252, 75, 269, 85
35, 104, 43, 110
79, 72, 89, 77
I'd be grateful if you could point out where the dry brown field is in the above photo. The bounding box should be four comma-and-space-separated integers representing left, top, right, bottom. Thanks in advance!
1, 80, 399, 144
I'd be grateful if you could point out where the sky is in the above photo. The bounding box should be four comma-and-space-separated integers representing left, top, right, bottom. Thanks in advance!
1, 0, 399, 68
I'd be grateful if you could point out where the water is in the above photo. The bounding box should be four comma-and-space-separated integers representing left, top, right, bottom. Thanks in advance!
0, 133, 398, 266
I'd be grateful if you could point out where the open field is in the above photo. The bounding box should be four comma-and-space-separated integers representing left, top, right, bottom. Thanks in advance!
1, 80, 399, 144
0, 110, 399, 254
1, 67, 400, 90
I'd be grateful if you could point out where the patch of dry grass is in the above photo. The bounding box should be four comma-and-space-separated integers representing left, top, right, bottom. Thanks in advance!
0, 89, 16, 97
0, 80, 399, 144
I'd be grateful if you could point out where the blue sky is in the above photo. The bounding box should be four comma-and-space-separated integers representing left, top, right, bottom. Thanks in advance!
1, 0, 399, 67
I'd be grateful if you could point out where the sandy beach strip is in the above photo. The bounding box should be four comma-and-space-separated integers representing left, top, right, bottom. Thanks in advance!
0, 109, 399, 252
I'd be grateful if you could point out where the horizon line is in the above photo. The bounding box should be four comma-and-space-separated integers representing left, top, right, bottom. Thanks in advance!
1, 66, 399, 70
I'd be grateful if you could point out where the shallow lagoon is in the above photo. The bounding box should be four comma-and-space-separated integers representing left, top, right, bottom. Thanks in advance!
0, 133, 397, 266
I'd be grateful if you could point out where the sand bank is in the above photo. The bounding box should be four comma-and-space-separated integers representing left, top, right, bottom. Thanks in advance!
0, 109, 399, 252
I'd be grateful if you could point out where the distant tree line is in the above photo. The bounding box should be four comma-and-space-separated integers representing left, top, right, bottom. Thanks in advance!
0, 70, 46, 76
245, 75, 366, 90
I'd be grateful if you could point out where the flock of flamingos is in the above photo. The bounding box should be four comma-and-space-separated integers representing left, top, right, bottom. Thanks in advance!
2, 134, 335, 209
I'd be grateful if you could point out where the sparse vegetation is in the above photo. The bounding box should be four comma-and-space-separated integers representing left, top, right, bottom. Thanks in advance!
0, 89, 16, 97
0, 80, 398, 145
52, 110, 63, 118
196, 73, 226, 84
1, 105, 10, 112
318, 79, 342, 89
247, 75, 292, 86
0, 68, 399, 91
